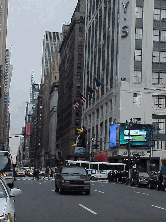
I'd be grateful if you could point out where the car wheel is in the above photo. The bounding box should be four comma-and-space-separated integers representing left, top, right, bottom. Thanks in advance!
86, 190, 90, 195
91, 176, 95, 181
59, 186, 64, 194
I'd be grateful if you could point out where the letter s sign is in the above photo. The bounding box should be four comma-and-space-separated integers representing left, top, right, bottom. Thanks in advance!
121, 25, 128, 38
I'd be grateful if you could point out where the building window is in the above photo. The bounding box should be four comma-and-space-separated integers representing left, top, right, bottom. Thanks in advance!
75, 119, 80, 126
76, 91, 80, 97
153, 30, 159, 41
152, 95, 166, 109
135, 28, 142, 39
153, 51, 159, 62
152, 72, 166, 85
79, 26, 83, 33
135, 50, 142, 61
78, 54, 82, 62
160, 31, 166, 42
100, 122, 103, 136
133, 93, 142, 106
77, 82, 81, 88
105, 102, 108, 113
77, 72, 81, 79
78, 45, 82, 52
78, 36, 83, 41
100, 106, 103, 116
160, 52, 166, 63
92, 112, 94, 122
161, 9, 166, 20
135, 7, 143, 18
154, 9, 160, 20
96, 108, 99, 119
134, 71, 142, 83
77, 63, 81, 69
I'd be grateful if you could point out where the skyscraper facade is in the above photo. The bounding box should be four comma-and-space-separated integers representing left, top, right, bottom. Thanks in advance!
82, 0, 166, 171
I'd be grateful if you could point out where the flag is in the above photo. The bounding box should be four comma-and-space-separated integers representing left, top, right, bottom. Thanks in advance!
80, 93, 86, 106
73, 100, 79, 110
95, 77, 101, 96
87, 85, 94, 98
95, 77, 101, 87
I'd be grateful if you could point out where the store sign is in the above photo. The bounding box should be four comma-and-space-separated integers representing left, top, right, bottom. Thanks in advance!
121, 1, 129, 38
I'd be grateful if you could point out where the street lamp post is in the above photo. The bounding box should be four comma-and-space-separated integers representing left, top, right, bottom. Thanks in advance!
125, 119, 134, 183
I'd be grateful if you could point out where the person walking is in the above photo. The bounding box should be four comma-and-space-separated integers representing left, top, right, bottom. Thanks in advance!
158, 171, 163, 190
108, 171, 112, 182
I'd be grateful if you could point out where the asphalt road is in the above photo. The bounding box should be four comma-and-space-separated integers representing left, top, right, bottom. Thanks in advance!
13, 177, 166, 222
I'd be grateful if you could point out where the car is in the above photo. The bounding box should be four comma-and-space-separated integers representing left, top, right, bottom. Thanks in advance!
27, 169, 34, 177
0, 175, 22, 222
88, 169, 108, 180
55, 166, 90, 195
138, 172, 150, 188
15, 168, 26, 177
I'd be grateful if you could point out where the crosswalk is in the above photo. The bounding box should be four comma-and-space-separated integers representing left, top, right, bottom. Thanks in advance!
16, 177, 55, 181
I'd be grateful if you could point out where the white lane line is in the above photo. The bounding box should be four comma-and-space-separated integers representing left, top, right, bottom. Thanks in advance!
94, 190, 97, 191
142, 193, 146, 194
17, 179, 20, 180
101, 192, 104, 193
79, 204, 97, 215
28, 179, 31, 180
51, 189, 54, 192
131, 187, 136, 189
136, 192, 140, 193
151, 205, 166, 210
39, 183, 41, 184
146, 194, 149, 195
98, 191, 101, 193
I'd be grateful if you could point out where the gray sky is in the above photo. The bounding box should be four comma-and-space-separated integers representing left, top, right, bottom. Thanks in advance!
7, 0, 78, 157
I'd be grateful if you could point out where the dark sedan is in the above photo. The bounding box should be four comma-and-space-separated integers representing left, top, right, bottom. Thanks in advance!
138, 172, 150, 188
55, 166, 90, 195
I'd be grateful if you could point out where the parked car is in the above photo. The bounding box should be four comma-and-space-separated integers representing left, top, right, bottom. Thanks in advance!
91, 170, 108, 180
0, 175, 22, 222
55, 166, 90, 195
130, 169, 139, 186
138, 172, 150, 188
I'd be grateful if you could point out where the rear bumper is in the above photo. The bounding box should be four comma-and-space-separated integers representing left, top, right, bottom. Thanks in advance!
4, 177, 14, 185
61, 184, 90, 192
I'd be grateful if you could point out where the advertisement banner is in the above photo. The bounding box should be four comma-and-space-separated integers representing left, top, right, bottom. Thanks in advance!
120, 124, 151, 146
109, 124, 117, 148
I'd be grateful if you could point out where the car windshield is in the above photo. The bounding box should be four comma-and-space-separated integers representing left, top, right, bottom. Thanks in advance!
62, 167, 87, 175
0, 181, 7, 198
139, 172, 149, 178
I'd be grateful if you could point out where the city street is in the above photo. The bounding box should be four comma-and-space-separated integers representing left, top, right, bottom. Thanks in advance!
14, 177, 166, 222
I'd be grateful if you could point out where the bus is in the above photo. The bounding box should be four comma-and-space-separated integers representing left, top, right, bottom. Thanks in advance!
0, 151, 14, 188
66, 160, 126, 173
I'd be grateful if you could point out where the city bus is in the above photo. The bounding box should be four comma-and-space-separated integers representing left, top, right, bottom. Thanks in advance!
66, 160, 126, 173
0, 151, 14, 188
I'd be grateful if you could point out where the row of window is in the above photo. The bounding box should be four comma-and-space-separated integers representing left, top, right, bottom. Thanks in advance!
134, 50, 166, 62
134, 71, 166, 85
136, 28, 166, 42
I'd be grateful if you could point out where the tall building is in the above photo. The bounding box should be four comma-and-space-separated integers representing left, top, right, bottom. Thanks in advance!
41, 31, 62, 166
56, 0, 86, 160
4, 48, 13, 150
0, 0, 8, 150
82, 0, 166, 171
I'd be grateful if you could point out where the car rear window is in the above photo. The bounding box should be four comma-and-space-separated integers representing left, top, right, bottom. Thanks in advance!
62, 167, 87, 175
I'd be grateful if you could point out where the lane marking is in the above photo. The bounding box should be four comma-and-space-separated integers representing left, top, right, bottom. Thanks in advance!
101, 192, 104, 193
79, 204, 97, 215
94, 190, 97, 191
98, 191, 101, 193
151, 205, 166, 210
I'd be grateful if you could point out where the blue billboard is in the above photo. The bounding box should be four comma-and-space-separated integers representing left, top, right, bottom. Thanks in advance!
120, 124, 151, 146
109, 124, 117, 148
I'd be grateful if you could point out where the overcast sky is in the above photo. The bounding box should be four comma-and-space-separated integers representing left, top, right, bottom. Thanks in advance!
7, 0, 78, 157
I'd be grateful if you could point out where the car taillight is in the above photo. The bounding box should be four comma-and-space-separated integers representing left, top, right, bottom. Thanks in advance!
3, 173, 7, 177
84, 181, 90, 185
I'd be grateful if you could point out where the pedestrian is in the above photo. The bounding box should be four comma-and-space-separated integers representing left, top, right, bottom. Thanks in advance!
36, 169, 39, 180
108, 171, 112, 182
158, 171, 163, 190
33, 169, 37, 180
45, 167, 49, 179
50, 169, 54, 178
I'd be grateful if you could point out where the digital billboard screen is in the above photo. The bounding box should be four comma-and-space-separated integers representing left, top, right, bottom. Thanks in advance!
109, 124, 117, 148
120, 124, 151, 146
